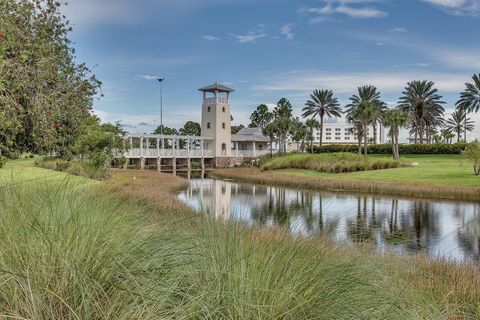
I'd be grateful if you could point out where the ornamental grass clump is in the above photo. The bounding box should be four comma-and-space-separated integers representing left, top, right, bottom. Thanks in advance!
261, 153, 409, 173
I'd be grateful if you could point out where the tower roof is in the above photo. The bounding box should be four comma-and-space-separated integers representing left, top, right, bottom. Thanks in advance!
198, 82, 235, 93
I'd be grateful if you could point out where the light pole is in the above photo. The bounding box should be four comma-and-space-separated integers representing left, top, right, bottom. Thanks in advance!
158, 78, 165, 135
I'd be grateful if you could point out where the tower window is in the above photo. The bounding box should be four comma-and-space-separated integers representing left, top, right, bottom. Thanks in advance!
207, 107, 211, 112
222, 107, 225, 112
222, 123, 225, 129
207, 122, 211, 129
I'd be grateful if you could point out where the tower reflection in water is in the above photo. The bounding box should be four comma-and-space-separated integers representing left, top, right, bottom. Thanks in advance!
178, 179, 480, 262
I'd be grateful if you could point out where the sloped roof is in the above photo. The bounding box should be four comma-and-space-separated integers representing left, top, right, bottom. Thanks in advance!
232, 127, 270, 142
198, 83, 235, 93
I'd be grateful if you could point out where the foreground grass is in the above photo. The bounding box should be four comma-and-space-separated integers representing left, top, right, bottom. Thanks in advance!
215, 154, 480, 201
0, 162, 479, 318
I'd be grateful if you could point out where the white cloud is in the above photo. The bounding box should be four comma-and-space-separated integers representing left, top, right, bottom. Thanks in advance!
280, 24, 294, 40
391, 27, 408, 33
228, 25, 268, 43
299, 0, 387, 23
422, 0, 480, 15
252, 70, 469, 94
202, 35, 220, 42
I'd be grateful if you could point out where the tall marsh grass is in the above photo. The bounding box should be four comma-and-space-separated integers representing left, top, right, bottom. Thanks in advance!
261, 153, 410, 173
0, 170, 477, 318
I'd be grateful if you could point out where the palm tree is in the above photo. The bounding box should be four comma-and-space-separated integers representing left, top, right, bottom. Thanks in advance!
273, 98, 294, 155
446, 110, 475, 143
305, 118, 320, 153
346, 101, 377, 155
456, 74, 480, 113
398, 80, 445, 144
440, 129, 454, 144
382, 109, 409, 160
302, 89, 342, 148
345, 86, 383, 155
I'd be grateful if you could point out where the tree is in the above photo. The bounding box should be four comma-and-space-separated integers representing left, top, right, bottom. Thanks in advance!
344, 85, 385, 145
302, 89, 341, 148
272, 98, 294, 155
263, 122, 278, 157
346, 101, 377, 155
249, 104, 273, 130
445, 110, 475, 143
305, 118, 320, 153
0, 0, 101, 157
179, 121, 201, 136
461, 142, 480, 175
290, 118, 308, 152
153, 125, 178, 135
456, 74, 480, 113
382, 109, 409, 160
440, 129, 455, 144
231, 124, 245, 134
398, 80, 445, 144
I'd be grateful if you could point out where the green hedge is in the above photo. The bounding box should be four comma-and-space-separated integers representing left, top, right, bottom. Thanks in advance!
312, 143, 468, 155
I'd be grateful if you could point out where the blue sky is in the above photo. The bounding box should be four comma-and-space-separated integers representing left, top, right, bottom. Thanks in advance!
63, 0, 480, 139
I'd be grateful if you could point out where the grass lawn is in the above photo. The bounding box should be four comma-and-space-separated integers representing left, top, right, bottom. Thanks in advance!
0, 157, 93, 186
278, 154, 480, 187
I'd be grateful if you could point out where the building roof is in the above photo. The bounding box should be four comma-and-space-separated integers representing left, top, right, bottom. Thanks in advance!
232, 127, 270, 142
198, 82, 235, 93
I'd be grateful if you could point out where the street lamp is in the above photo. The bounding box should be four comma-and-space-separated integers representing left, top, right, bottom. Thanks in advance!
158, 78, 165, 135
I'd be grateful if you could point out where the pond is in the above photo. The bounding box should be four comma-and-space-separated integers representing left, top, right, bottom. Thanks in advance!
178, 178, 480, 262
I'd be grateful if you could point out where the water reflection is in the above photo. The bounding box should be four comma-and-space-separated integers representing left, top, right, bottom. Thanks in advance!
178, 179, 480, 262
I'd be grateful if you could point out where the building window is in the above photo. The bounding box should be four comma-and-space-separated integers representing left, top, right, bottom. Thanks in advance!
335, 128, 341, 132
222, 123, 225, 129
335, 133, 341, 136
335, 137, 341, 140
207, 122, 211, 129
207, 107, 211, 112
222, 107, 225, 112
326, 128, 331, 132
222, 143, 226, 150
326, 137, 331, 140
345, 137, 350, 140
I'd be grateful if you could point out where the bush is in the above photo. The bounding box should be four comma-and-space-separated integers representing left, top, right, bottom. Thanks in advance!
461, 142, 480, 175
112, 157, 128, 168
54, 160, 71, 172
0, 156, 7, 169
260, 153, 410, 173
312, 143, 468, 155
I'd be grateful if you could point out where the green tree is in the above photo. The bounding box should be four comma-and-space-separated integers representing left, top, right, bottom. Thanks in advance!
153, 125, 178, 135
461, 142, 480, 175
344, 85, 385, 145
263, 122, 278, 157
231, 124, 245, 134
273, 98, 294, 155
346, 101, 377, 155
398, 80, 445, 144
0, 0, 101, 157
382, 109, 409, 160
446, 110, 475, 143
290, 118, 308, 152
305, 118, 320, 153
179, 121, 201, 136
302, 89, 341, 148
249, 104, 273, 130
456, 74, 480, 113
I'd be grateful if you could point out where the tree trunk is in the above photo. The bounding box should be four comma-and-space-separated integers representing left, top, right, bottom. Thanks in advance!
373, 122, 377, 145
310, 128, 314, 154
363, 124, 368, 155
357, 133, 362, 155
457, 130, 461, 143
319, 116, 324, 149
415, 128, 418, 144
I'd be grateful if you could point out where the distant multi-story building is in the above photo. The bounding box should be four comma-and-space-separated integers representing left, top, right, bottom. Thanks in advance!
312, 123, 385, 145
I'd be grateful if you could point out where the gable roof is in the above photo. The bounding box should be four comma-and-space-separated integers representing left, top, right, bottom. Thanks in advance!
232, 127, 270, 142
198, 83, 235, 93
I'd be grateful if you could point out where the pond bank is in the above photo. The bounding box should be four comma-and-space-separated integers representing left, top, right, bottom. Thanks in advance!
212, 167, 480, 202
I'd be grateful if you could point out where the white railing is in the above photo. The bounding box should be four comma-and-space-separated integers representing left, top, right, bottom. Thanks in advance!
233, 150, 270, 158
126, 148, 213, 158
204, 97, 228, 105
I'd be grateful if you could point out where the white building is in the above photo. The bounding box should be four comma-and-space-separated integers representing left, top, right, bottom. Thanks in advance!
312, 123, 385, 145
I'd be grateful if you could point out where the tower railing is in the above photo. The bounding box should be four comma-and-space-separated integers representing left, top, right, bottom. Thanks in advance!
203, 97, 228, 105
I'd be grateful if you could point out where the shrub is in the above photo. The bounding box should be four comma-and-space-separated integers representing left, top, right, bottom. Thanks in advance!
54, 160, 71, 172
461, 142, 480, 175
312, 143, 468, 155
260, 153, 409, 173
0, 156, 7, 169
112, 157, 128, 168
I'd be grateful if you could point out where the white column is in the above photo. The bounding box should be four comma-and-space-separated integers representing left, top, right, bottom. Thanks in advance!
201, 139, 204, 157
187, 137, 190, 157
129, 137, 133, 157
253, 141, 256, 157
140, 136, 144, 157
146, 137, 149, 156
236, 142, 239, 157
156, 137, 160, 157
161, 138, 165, 156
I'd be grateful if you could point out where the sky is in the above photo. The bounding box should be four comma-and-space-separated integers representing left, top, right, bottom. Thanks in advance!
62, 0, 480, 141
